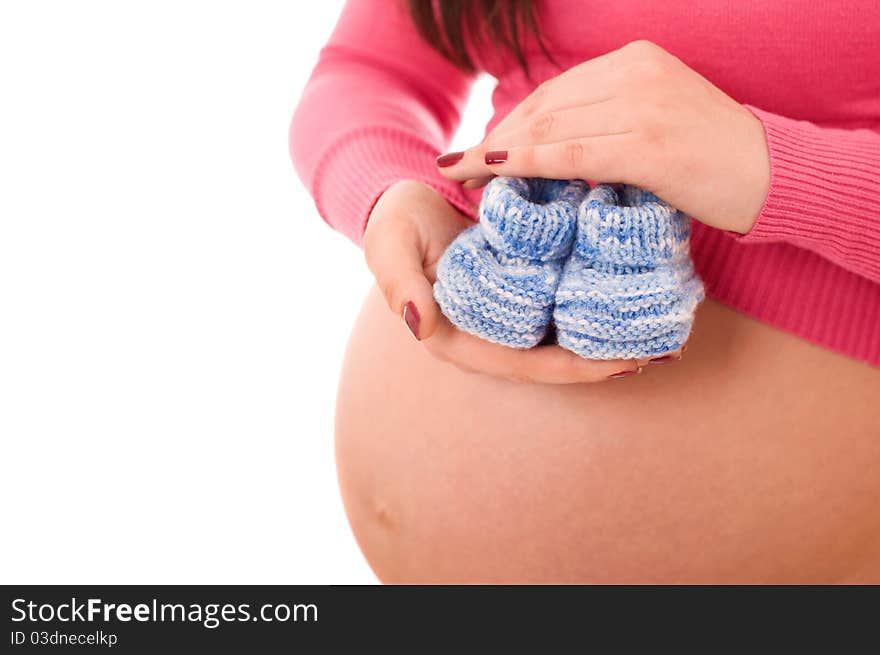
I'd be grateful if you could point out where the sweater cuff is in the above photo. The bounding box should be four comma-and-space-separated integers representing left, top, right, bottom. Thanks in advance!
736, 105, 880, 250
311, 127, 477, 246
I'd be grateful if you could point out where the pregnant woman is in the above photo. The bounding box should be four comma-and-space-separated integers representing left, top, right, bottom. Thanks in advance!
290, 0, 880, 583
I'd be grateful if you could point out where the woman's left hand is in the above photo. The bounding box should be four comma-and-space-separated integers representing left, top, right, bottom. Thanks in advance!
437, 40, 771, 234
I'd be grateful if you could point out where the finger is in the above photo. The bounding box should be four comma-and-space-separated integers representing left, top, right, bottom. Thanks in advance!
486, 99, 631, 149
645, 346, 685, 365
364, 221, 441, 341
485, 46, 629, 138
437, 54, 632, 183
463, 175, 494, 189
437, 98, 626, 183
480, 133, 641, 183
484, 90, 622, 152
437, 146, 498, 182
424, 321, 639, 384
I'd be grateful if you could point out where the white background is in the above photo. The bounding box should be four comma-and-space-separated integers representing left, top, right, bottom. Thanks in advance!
0, 0, 493, 583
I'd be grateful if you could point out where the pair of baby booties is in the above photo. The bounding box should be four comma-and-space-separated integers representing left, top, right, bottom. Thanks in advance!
433, 177, 705, 360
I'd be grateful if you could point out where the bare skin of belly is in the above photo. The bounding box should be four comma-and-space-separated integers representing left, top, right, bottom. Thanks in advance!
335, 286, 880, 583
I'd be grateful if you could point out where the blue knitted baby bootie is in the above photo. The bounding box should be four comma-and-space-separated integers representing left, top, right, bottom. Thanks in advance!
434, 176, 588, 348
553, 184, 705, 359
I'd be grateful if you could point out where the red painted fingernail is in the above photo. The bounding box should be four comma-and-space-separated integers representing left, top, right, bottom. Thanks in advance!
436, 151, 464, 167
649, 354, 682, 364
403, 301, 421, 340
607, 367, 642, 379
485, 150, 508, 165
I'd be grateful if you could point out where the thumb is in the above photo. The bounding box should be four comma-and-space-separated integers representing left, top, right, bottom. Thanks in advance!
364, 221, 442, 341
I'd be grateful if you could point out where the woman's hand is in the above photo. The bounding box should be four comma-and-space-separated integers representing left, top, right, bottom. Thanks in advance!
363, 180, 645, 383
437, 40, 771, 234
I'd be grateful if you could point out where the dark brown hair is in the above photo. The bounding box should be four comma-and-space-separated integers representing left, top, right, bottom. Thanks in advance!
407, 0, 550, 73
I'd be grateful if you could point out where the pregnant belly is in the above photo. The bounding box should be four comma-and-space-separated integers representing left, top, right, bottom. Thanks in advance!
335, 287, 880, 583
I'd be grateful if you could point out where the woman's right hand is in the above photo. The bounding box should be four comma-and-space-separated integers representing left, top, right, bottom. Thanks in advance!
363, 180, 643, 384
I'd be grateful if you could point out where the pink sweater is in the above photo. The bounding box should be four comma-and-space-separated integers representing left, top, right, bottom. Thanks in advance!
290, 0, 880, 366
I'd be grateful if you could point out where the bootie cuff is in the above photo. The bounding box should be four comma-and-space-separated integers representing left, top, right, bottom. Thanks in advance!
480, 177, 587, 261
575, 184, 690, 269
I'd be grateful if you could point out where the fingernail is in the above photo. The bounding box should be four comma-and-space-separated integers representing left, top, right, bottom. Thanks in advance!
681, 344, 689, 353
485, 150, 508, 165
436, 151, 464, 167
649, 354, 682, 365
403, 301, 421, 340
607, 367, 642, 379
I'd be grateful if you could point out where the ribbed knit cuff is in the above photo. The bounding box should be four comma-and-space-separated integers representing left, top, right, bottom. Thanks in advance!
737, 105, 880, 281
311, 127, 477, 246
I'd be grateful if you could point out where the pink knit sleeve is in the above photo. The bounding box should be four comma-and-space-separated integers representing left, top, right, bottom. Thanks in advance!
289, 0, 477, 245
738, 105, 880, 284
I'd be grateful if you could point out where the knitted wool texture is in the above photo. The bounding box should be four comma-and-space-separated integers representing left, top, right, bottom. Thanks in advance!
553, 184, 705, 359
433, 177, 588, 348
435, 177, 704, 358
